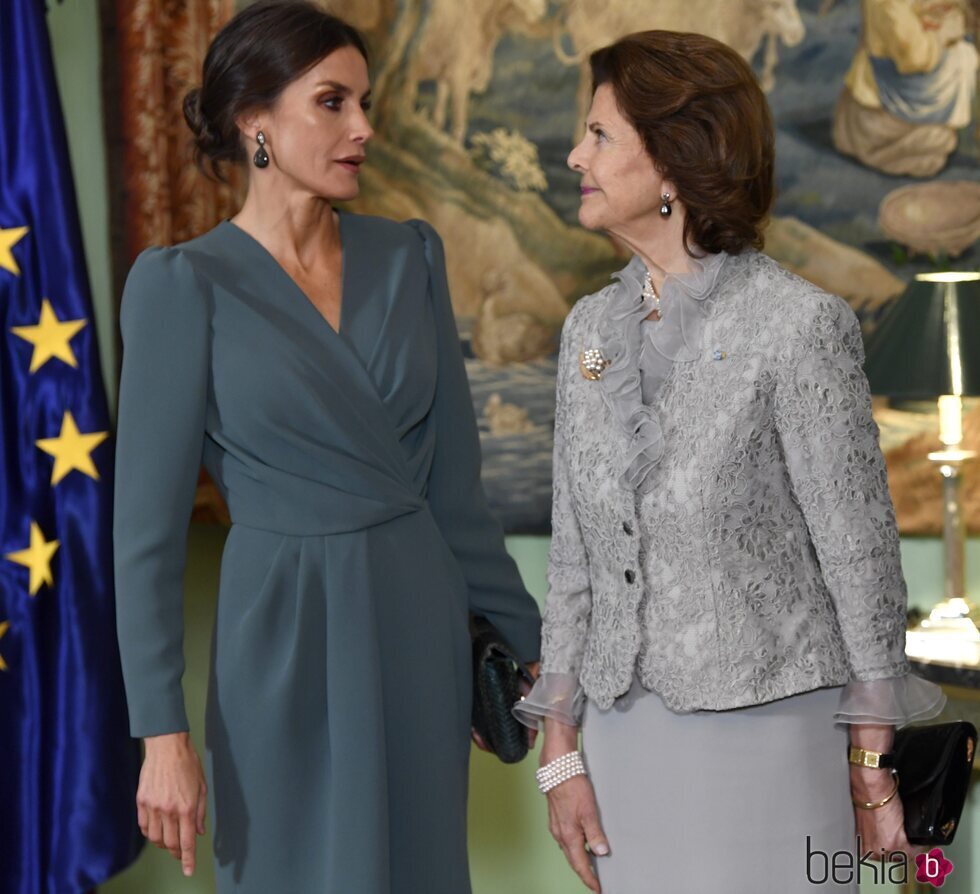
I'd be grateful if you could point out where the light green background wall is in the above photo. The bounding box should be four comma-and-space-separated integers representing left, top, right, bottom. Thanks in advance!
47, 0, 116, 416
46, 3, 979, 892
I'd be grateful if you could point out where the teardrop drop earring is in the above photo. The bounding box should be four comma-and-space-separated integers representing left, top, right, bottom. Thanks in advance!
253, 131, 269, 169
659, 192, 673, 218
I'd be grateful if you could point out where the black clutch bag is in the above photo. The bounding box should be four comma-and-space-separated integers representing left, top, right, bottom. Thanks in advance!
894, 720, 977, 845
470, 615, 535, 764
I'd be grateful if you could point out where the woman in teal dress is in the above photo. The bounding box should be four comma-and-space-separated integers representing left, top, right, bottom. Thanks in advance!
112, 4, 541, 892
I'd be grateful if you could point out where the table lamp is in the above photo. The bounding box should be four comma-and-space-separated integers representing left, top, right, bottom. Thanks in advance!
864, 272, 980, 646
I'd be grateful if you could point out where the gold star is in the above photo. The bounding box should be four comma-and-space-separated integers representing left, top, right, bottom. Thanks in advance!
10, 299, 87, 373
5, 521, 60, 596
0, 621, 9, 671
0, 225, 29, 276
36, 411, 109, 485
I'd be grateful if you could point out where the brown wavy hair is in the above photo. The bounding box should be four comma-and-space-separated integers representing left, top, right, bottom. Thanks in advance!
590, 31, 775, 255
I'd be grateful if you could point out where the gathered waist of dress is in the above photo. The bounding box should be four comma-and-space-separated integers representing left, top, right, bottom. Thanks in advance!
227, 506, 425, 537
209, 458, 429, 536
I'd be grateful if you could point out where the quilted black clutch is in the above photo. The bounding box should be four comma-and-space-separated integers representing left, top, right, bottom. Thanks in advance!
470, 615, 535, 764
894, 720, 977, 845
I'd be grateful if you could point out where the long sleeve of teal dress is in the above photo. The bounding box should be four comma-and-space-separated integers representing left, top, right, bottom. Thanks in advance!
408, 220, 542, 663
114, 247, 206, 738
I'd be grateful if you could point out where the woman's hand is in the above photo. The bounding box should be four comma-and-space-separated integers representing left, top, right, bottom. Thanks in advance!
848, 722, 919, 862
542, 719, 609, 893
850, 766, 919, 860
137, 732, 208, 876
548, 776, 609, 893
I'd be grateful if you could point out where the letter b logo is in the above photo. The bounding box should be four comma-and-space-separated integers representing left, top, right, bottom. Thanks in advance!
915, 848, 954, 887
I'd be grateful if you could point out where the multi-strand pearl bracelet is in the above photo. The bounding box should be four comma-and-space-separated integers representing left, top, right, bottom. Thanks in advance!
536, 751, 587, 794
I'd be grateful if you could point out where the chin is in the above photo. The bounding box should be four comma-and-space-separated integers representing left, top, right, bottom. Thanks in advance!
577, 204, 603, 231
333, 184, 361, 202
314, 175, 360, 204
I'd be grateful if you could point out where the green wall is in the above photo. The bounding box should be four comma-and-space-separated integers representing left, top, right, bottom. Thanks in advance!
47, 0, 116, 416
45, 4, 979, 893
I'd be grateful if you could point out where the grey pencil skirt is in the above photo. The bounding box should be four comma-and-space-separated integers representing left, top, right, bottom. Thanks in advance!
582, 679, 859, 894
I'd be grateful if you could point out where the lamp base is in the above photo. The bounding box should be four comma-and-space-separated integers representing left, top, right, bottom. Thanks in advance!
927, 449, 978, 464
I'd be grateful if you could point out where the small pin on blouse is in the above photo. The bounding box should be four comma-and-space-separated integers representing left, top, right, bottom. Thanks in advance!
580, 348, 610, 381
713, 349, 727, 361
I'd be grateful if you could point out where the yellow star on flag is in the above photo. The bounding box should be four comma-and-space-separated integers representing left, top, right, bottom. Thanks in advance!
36, 411, 109, 485
5, 521, 60, 597
0, 225, 29, 276
10, 298, 87, 373
0, 621, 9, 671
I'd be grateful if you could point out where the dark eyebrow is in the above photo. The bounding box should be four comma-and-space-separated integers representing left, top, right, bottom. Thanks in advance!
314, 80, 372, 100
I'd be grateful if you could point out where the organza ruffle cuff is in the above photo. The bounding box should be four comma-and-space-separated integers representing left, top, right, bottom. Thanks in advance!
512, 672, 585, 731
514, 673, 945, 731
834, 674, 946, 728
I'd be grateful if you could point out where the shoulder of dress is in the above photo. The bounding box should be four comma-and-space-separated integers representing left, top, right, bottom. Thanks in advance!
122, 236, 217, 327
130, 224, 235, 281
732, 251, 857, 337
348, 211, 425, 245
126, 243, 197, 285
159, 221, 238, 258
380, 216, 450, 270
120, 244, 210, 334
367, 215, 438, 252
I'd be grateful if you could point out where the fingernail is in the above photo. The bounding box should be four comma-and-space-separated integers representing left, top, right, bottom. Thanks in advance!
593, 843, 609, 856
183, 867, 193, 877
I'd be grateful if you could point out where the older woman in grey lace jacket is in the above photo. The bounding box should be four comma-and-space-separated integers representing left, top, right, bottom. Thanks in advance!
514, 30, 945, 894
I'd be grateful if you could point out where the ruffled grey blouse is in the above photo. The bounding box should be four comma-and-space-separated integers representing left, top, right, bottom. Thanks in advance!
516, 251, 944, 729
598, 252, 729, 490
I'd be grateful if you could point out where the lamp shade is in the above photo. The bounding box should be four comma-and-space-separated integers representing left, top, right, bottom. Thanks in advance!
864, 273, 980, 399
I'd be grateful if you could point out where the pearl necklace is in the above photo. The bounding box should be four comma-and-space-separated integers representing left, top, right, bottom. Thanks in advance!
642, 270, 661, 320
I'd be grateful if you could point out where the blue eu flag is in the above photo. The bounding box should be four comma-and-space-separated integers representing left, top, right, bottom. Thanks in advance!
0, 1, 142, 891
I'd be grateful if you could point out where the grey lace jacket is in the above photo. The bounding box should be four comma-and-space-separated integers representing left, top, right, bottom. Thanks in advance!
516, 250, 944, 726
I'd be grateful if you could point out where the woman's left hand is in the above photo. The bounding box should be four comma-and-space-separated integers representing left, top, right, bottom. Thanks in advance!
850, 767, 920, 860
471, 729, 492, 751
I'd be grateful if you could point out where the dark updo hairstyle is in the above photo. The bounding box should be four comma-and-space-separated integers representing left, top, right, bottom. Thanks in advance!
183, 0, 368, 180
590, 31, 774, 255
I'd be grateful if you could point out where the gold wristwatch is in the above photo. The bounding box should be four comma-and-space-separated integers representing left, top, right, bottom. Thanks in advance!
848, 745, 895, 769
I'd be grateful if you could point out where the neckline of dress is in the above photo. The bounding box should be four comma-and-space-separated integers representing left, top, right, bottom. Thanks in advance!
220, 211, 350, 338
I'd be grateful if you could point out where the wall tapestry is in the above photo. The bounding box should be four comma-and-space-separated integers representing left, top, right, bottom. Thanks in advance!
115, 0, 979, 533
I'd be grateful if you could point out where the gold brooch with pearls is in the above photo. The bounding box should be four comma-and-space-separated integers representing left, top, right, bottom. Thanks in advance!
579, 348, 610, 381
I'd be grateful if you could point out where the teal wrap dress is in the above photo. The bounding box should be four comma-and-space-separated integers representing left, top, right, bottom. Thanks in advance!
112, 213, 542, 894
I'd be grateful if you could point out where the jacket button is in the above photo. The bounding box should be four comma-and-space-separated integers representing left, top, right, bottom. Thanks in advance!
623, 522, 633, 536
624, 569, 635, 584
